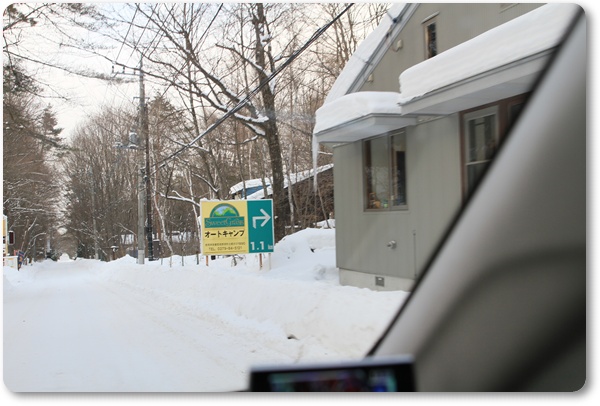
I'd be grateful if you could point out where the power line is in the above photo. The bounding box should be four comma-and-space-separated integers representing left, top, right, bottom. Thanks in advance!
115, 5, 138, 64
155, 3, 354, 170
128, 4, 154, 63
197, 3, 223, 49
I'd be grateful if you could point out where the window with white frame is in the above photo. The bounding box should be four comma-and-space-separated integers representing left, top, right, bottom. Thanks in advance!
461, 95, 528, 197
364, 130, 408, 210
463, 106, 499, 195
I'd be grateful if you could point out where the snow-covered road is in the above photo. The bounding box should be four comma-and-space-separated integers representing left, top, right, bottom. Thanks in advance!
3, 229, 408, 392
4, 263, 302, 392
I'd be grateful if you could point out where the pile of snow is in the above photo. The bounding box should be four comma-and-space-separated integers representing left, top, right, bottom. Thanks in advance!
85, 229, 406, 358
58, 253, 72, 262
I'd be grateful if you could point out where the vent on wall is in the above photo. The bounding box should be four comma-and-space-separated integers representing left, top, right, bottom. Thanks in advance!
375, 276, 385, 287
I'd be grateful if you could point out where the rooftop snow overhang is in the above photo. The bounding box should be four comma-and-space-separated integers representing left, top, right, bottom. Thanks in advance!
398, 3, 579, 116
398, 51, 552, 116
313, 92, 417, 144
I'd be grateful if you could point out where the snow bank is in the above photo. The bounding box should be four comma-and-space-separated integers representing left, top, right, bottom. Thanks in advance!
92, 228, 406, 360
58, 253, 72, 262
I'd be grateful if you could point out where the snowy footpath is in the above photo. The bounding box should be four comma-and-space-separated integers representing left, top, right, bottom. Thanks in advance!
3, 228, 408, 392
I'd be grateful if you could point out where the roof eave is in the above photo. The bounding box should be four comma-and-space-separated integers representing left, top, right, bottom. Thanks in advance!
314, 113, 417, 145
399, 50, 553, 116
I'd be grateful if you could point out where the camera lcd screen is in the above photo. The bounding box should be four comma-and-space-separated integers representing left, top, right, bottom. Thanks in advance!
249, 356, 415, 392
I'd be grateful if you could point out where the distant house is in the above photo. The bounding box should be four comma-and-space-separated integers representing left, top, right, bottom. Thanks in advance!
228, 164, 335, 230
229, 178, 271, 200
313, 3, 578, 291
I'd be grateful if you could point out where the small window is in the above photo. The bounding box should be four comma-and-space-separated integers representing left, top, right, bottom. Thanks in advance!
464, 107, 499, 195
364, 130, 408, 210
461, 95, 528, 197
424, 19, 437, 59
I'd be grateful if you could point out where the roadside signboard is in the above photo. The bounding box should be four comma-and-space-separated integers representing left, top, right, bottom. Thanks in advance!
247, 200, 275, 254
201, 200, 274, 256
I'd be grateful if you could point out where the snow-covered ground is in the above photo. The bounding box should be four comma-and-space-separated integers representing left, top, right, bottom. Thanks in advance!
3, 228, 408, 392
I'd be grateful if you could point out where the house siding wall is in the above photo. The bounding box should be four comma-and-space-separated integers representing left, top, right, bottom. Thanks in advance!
334, 116, 461, 284
360, 3, 542, 94
408, 116, 462, 274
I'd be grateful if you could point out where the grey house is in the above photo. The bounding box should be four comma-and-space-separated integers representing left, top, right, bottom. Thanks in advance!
313, 3, 579, 291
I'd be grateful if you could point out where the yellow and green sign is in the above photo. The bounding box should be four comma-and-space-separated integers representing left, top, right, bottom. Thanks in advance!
200, 200, 274, 255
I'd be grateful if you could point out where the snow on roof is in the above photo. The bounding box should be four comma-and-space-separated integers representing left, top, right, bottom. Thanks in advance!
229, 178, 271, 195
324, 3, 409, 104
245, 164, 334, 200
398, 3, 580, 104
314, 91, 404, 135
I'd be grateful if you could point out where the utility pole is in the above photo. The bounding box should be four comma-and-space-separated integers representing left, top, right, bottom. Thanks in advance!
112, 56, 155, 263
139, 58, 155, 261
137, 145, 145, 264
86, 167, 99, 260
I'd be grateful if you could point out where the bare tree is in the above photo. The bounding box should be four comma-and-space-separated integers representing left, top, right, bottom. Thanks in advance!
62, 107, 139, 259
311, 3, 388, 82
